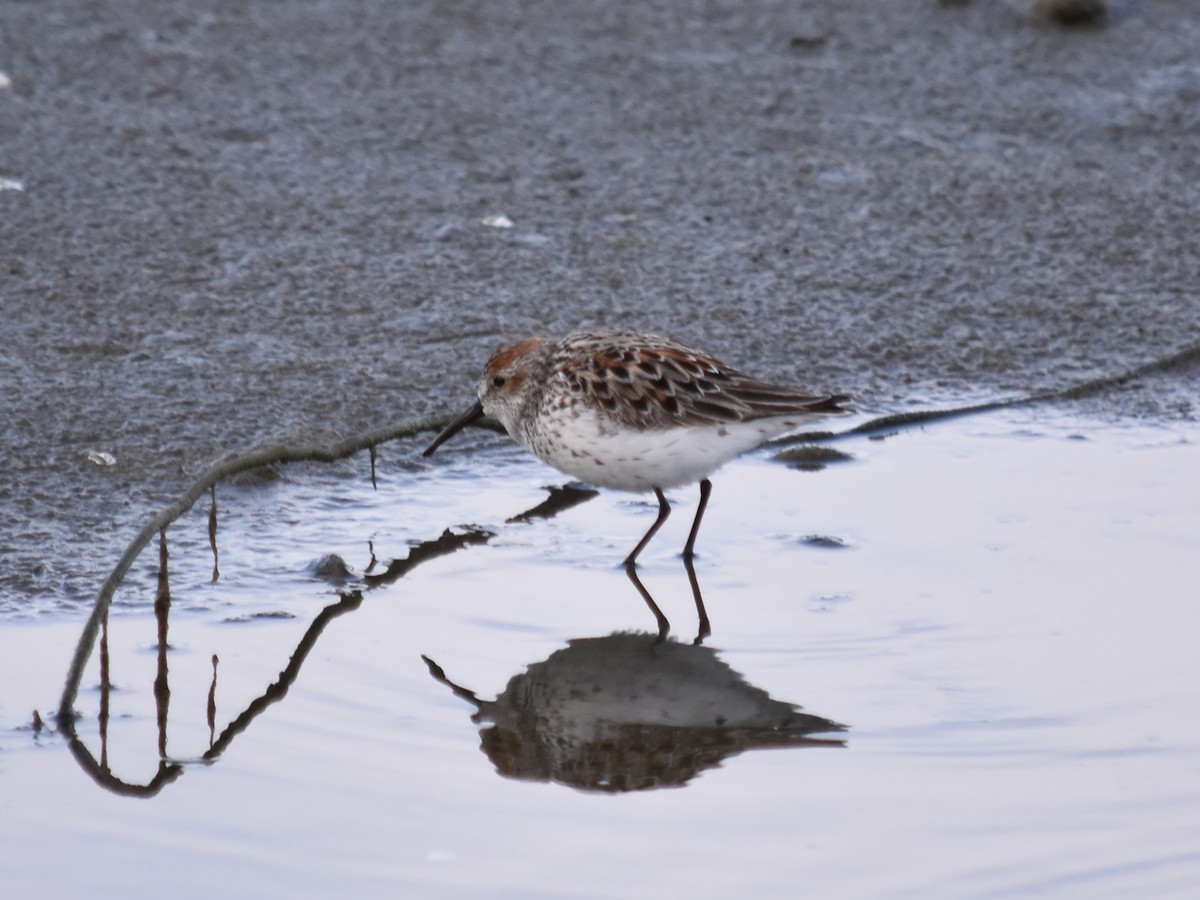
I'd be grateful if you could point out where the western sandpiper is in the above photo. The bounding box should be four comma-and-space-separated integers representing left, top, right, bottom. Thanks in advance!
423, 328, 851, 566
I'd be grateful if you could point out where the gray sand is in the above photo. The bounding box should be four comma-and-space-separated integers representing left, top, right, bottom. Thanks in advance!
2, 0, 1197, 610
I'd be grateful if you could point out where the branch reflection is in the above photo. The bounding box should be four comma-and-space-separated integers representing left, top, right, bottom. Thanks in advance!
423, 632, 847, 793
65, 525, 493, 797
63, 477, 591, 797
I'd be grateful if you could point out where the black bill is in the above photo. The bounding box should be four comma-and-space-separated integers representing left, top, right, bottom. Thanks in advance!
422, 400, 485, 456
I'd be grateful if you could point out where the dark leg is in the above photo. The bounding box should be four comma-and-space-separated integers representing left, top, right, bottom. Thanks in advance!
624, 487, 671, 567
682, 479, 712, 561
624, 562, 670, 642
683, 554, 711, 645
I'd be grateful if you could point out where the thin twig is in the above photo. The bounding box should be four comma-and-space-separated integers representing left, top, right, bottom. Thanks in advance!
56, 413, 448, 727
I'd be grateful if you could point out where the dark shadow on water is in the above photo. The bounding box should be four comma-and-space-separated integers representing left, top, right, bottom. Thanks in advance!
422, 632, 847, 793
505, 482, 599, 524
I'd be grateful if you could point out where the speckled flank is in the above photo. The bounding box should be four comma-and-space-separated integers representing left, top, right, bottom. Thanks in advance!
464, 328, 851, 492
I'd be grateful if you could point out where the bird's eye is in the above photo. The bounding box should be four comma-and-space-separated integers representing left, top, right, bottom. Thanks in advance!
492, 376, 507, 388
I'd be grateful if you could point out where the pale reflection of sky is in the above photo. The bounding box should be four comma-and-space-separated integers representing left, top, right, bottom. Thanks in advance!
2, 409, 1199, 898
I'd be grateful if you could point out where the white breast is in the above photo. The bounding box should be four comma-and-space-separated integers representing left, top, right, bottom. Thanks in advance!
515, 406, 819, 492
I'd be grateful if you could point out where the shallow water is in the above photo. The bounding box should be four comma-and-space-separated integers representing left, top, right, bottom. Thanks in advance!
3, 407, 1199, 898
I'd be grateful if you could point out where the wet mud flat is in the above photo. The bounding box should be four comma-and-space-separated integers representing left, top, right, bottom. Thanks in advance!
2, 408, 1198, 897
1, 0, 1199, 613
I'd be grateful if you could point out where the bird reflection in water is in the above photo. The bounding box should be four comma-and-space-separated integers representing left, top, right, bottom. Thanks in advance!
60, 478, 828, 797
423, 632, 846, 793
625, 555, 710, 644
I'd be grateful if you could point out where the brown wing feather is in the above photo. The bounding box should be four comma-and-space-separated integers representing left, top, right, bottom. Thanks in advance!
557, 333, 850, 428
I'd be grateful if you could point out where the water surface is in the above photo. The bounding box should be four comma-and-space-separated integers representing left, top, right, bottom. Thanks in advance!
2, 408, 1198, 898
